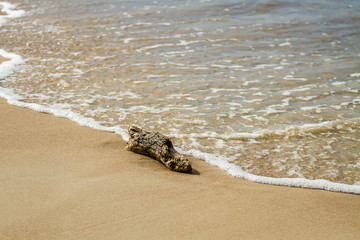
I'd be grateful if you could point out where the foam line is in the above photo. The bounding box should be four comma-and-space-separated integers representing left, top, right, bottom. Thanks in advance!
177, 148, 360, 194
1, 80, 359, 194
0, 49, 25, 79
0, 86, 130, 141
1, 51, 359, 195
0, 1, 25, 27
170, 119, 360, 140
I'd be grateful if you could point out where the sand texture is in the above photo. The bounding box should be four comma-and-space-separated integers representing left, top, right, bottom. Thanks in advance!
0, 97, 360, 240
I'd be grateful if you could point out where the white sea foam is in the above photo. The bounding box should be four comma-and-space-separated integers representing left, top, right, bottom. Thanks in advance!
274, 66, 284, 70
283, 75, 307, 81
0, 1, 25, 26
140, 43, 174, 51
170, 119, 360, 141
0, 49, 25, 79
177, 148, 360, 194
0, 5, 129, 139
254, 64, 276, 69
0, 3, 25, 79
301, 106, 317, 111
350, 73, 360, 77
278, 42, 291, 47
122, 38, 135, 44
0, 86, 130, 141
331, 81, 346, 86
281, 85, 313, 95
177, 40, 202, 46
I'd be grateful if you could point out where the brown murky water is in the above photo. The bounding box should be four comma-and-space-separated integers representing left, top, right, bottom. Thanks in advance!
1, 0, 360, 187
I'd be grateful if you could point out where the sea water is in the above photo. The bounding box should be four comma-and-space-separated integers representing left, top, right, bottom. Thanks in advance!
1, 0, 359, 193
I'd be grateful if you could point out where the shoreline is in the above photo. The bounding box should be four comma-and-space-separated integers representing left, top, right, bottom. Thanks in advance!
1, 2, 360, 237
1, 2, 359, 194
1, 96, 360, 239
1, 78, 358, 194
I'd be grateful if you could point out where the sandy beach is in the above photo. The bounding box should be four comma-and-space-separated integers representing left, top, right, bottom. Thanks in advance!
0, 94, 359, 239
1, 0, 360, 237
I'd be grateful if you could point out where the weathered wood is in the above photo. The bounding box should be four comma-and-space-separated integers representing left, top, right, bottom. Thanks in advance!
126, 125, 192, 173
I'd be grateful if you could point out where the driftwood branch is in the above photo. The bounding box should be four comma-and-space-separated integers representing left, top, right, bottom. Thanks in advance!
126, 125, 192, 173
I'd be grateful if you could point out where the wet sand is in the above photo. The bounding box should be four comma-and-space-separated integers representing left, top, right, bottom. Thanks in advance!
0, 94, 359, 239
0, 47, 359, 239
0, 55, 9, 62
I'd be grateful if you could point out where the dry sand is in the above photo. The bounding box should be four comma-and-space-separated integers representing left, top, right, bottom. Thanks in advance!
0, 50, 359, 240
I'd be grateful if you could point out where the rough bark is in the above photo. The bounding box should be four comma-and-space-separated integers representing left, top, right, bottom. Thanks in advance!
126, 125, 192, 173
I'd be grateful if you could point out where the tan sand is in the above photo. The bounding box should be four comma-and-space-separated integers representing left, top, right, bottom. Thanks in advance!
1, 98, 359, 240
0, 55, 9, 62
0, 53, 359, 240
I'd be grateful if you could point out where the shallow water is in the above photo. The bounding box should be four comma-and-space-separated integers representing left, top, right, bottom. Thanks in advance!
1, 0, 360, 189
